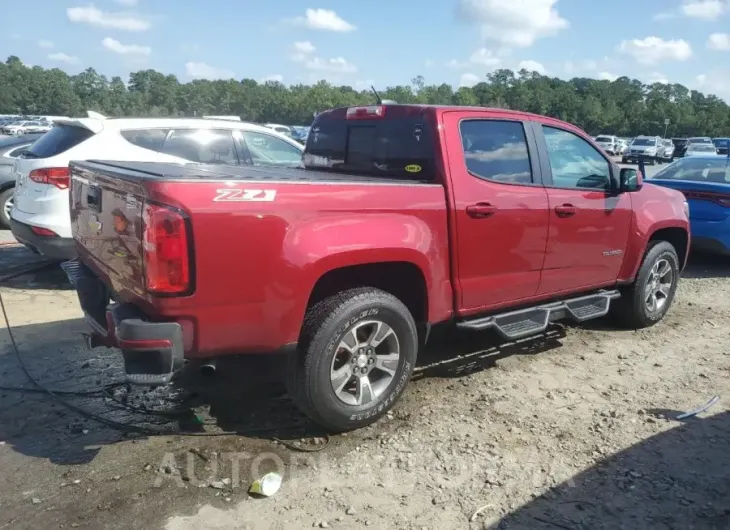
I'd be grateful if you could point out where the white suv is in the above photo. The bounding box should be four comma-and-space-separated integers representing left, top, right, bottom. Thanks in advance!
10, 112, 304, 260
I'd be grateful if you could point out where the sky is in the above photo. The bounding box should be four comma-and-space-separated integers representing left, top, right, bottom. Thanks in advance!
2, 0, 730, 100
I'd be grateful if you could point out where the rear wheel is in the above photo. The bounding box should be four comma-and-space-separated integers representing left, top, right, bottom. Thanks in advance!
0, 188, 14, 229
612, 241, 679, 329
286, 287, 418, 432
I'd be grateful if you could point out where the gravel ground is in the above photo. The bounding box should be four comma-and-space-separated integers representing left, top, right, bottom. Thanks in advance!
2, 190, 729, 530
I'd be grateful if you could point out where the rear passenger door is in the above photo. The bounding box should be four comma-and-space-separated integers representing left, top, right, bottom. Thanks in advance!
442, 111, 550, 314
530, 122, 633, 294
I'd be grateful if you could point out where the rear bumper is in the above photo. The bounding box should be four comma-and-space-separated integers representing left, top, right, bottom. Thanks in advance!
9, 218, 76, 260
61, 260, 185, 385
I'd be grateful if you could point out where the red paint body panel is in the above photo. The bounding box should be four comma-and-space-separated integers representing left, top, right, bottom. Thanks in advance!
70, 105, 690, 361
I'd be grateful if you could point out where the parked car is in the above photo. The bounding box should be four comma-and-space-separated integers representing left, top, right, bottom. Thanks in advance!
688, 137, 713, 145
672, 138, 688, 158
623, 136, 662, 164
648, 155, 729, 254
594, 135, 620, 155
10, 113, 304, 260
264, 123, 293, 137
1, 121, 36, 136
616, 139, 629, 155
63, 103, 689, 432
0, 133, 44, 228
712, 137, 729, 156
685, 143, 719, 156
659, 138, 675, 162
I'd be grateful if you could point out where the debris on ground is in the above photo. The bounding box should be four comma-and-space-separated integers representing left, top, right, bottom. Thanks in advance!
249, 472, 282, 497
677, 395, 720, 420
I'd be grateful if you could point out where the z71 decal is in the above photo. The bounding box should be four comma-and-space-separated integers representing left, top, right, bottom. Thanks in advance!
213, 189, 277, 202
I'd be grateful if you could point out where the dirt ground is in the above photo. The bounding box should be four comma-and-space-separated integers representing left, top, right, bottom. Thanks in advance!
1, 239, 729, 530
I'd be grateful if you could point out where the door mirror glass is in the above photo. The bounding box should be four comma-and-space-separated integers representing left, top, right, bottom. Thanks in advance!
620, 167, 642, 192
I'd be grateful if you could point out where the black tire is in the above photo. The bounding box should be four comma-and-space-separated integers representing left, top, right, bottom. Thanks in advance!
0, 188, 13, 229
611, 241, 680, 329
286, 287, 418, 432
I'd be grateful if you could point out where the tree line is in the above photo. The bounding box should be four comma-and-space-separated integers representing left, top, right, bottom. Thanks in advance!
1, 55, 729, 137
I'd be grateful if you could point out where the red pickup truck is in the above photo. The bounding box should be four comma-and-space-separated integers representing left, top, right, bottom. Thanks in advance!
64, 104, 690, 431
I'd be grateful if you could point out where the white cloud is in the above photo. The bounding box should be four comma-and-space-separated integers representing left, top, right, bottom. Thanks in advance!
185, 62, 235, 80
460, 73, 481, 87
290, 8, 355, 32
261, 74, 284, 83
67, 5, 150, 31
102, 37, 151, 56
289, 43, 356, 74
647, 72, 670, 84
456, 0, 569, 48
293, 41, 316, 54
518, 59, 546, 74
708, 32, 730, 50
469, 48, 502, 67
38, 40, 54, 49
681, 0, 725, 19
304, 56, 357, 73
115, 0, 139, 5
692, 69, 730, 101
446, 48, 502, 70
618, 37, 692, 64
598, 71, 618, 81
48, 52, 80, 65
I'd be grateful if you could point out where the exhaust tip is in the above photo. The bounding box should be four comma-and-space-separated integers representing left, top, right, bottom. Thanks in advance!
200, 360, 216, 376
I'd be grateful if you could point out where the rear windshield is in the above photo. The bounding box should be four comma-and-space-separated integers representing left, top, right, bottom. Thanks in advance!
631, 138, 655, 146
303, 106, 436, 180
688, 137, 712, 144
713, 139, 729, 147
595, 136, 613, 142
652, 157, 729, 182
672, 139, 687, 147
688, 144, 716, 152
26, 124, 94, 158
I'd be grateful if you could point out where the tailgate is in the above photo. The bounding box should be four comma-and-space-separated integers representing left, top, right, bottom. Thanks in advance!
70, 162, 145, 294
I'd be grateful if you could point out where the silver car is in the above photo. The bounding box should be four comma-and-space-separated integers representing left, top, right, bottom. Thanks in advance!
658, 139, 675, 162
622, 136, 662, 165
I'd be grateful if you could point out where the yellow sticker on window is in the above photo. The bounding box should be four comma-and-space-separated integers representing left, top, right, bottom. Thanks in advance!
405, 164, 422, 173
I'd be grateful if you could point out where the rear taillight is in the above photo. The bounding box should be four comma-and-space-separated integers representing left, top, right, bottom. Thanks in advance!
346, 105, 386, 119
30, 226, 58, 237
28, 167, 70, 189
142, 203, 191, 295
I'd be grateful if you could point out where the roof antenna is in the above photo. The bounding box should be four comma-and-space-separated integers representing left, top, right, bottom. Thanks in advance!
370, 85, 382, 105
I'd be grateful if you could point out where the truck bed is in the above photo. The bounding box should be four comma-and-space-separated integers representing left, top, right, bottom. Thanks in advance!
77, 160, 436, 185
68, 159, 453, 357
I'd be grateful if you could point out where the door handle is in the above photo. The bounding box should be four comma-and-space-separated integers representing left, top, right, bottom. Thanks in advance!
466, 202, 497, 219
554, 203, 577, 217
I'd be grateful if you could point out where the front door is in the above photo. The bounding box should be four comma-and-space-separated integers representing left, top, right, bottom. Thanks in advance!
532, 122, 633, 295
442, 111, 550, 315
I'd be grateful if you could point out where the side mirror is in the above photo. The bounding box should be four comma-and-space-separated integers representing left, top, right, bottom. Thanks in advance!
620, 166, 643, 192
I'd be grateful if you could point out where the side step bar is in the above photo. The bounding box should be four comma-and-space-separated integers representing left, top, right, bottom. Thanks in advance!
456, 289, 621, 341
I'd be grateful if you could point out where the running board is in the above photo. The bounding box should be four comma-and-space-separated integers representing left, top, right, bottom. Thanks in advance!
456, 289, 621, 340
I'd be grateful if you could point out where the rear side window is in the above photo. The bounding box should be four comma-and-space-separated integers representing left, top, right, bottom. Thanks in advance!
26, 125, 94, 158
121, 129, 169, 152
460, 120, 533, 184
241, 131, 303, 166
160, 129, 239, 165
304, 107, 436, 180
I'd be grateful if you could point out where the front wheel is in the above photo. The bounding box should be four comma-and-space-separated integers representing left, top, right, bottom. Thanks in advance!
611, 241, 680, 329
286, 287, 418, 432
0, 188, 14, 229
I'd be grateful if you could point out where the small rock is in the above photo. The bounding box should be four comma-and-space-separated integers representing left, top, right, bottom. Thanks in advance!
345, 506, 357, 516
143, 464, 152, 471
319, 522, 329, 528
82, 429, 89, 435
31, 497, 42, 505
112, 476, 121, 481
209, 481, 226, 490
225, 497, 231, 503
221, 478, 231, 486
365, 521, 374, 527
0, 441, 6, 445
73, 480, 81, 485
324, 485, 333, 492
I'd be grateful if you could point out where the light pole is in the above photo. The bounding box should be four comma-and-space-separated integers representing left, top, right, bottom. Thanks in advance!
663, 118, 670, 138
